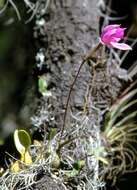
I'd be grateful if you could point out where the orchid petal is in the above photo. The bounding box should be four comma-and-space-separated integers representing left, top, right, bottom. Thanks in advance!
114, 28, 125, 38
101, 29, 118, 43
102, 24, 120, 34
110, 42, 132, 50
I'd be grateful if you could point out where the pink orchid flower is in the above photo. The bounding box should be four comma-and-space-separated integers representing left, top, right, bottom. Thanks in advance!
100, 24, 132, 50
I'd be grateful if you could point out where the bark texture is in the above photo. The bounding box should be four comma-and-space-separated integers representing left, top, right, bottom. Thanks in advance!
43, 0, 99, 127
34, 0, 102, 129
33, 0, 122, 189
34, 0, 99, 189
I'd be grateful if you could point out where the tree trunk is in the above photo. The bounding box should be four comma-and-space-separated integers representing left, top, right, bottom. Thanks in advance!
34, 0, 99, 127
33, 0, 123, 189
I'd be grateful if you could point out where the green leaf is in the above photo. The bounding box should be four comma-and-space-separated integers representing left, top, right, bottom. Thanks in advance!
65, 168, 79, 178
97, 156, 109, 165
38, 76, 48, 96
14, 129, 31, 156
10, 161, 20, 173
50, 152, 60, 168
114, 111, 137, 128
65, 160, 85, 178
73, 160, 85, 170
48, 128, 57, 141
107, 88, 137, 129
22, 151, 32, 165
120, 99, 137, 113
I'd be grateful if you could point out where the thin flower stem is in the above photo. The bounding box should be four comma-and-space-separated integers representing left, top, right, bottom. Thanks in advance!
59, 43, 102, 143
59, 59, 85, 140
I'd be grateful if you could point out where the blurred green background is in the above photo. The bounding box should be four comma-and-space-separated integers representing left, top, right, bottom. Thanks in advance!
0, 1, 35, 145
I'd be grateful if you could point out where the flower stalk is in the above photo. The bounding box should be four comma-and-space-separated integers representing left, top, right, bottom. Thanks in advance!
59, 43, 102, 142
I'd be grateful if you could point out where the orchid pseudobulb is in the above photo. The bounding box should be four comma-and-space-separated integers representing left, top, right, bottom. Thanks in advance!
100, 24, 132, 50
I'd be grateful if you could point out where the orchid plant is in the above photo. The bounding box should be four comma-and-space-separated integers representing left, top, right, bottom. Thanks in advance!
1, 24, 134, 189
61, 24, 132, 140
